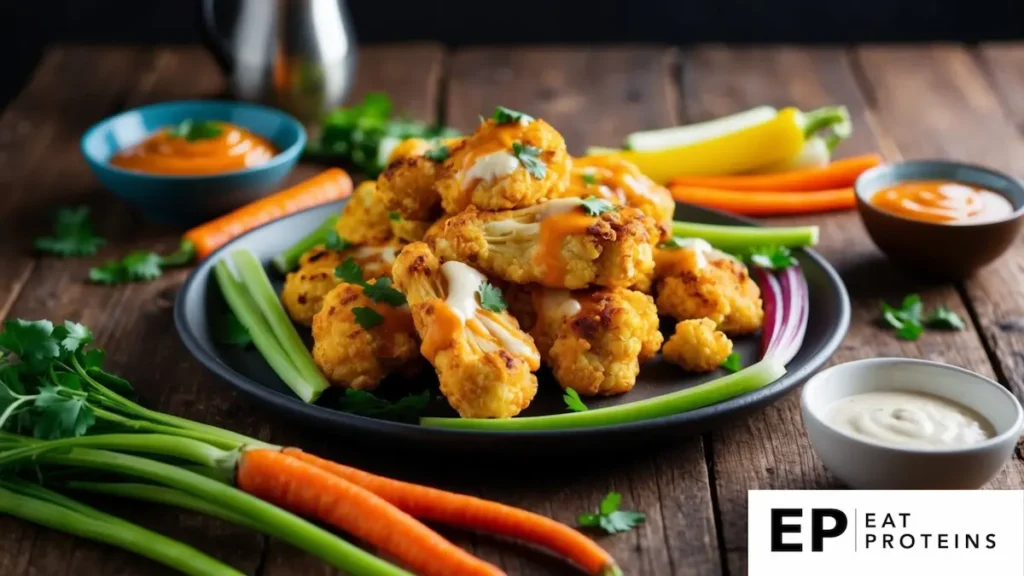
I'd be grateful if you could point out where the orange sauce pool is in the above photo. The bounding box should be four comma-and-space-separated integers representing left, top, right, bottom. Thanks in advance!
870, 180, 1014, 224
110, 120, 276, 176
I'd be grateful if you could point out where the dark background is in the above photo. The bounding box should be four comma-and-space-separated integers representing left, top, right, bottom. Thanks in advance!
7, 0, 1024, 107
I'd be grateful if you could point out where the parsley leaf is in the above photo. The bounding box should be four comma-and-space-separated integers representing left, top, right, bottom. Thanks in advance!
87, 241, 194, 285
217, 312, 251, 348
721, 352, 742, 373
388, 211, 403, 222
880, 294, 925, 341
477, 282, 507, 313
335, 258, 364, 284
924, 305, 966, 331
580, 196, 617, 216
581, 171, 600, 186
492, 106, 534, 125
363, 277, 407, 306
32, 385, 95, 439
352, 307, 385, 330
168, 119, 223, 142
563, 388, 588, 412
80, 349, 106, 371
743, 246, 798, 271
34, 206, 106, 258
324, 230, 351, 252
337, 389, 431, 423
577, 492, 646, 534
512, 142, 546, 179
52, 321, 92, 354
424, 145, 450, 163
0, 319, 60, 371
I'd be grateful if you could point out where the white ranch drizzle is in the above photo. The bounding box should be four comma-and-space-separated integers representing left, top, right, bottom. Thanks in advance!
462, 150, 519, 190
539, 288, 582, 320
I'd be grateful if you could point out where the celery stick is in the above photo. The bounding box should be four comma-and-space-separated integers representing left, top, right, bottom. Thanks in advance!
670, 221, 819, 251
214, 260, 322, 402
420, 358, 786, 431
230, 250, 330, 399
272, 215, 339, 274
624, 106, 777, 152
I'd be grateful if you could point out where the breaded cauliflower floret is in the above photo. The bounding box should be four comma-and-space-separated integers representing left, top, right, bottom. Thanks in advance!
390, 215, 436, 243
336, 181, 392, 244
662, 319, 733, 373
282, 242, 400, 325
435, 116, 570, 214
559, 155, 675, 236
311, 283, 420, 390
376, 137, 464, 222
523, 287, 663, 396
430, 198, 659, 290
653, 241, 764, 336
392, 242, 540, 418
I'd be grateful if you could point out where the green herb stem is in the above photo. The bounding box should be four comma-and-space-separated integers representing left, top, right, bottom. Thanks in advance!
421, 357, 786, 431
33, 448, 410, 576
67, 481, 264, 532
229, 250, 330, 400
0, 433, 236, 469
799, 106, 851, 140
214, 260, 327, 403
91, 407, 244, 451
670, 221, 818, 251
272, 215, 339, 273
0, 483, 243, 576
160, 239, 197, 267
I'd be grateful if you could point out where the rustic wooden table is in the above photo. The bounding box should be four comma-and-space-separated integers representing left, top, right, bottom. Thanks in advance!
2, 43, 1024, 576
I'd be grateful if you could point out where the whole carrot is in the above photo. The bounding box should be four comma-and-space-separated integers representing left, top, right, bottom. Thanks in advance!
670, 185, 855, 216
183, 168, 352, 259
238, 448, 503, 576
282, 448, 621, 576
667, 154, 882, 191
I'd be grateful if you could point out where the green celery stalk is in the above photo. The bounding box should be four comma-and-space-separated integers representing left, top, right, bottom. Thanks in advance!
0, 433, 234, 468
0, 483, 243, 576
420, 358, 786, 431
272, 215, 339, 274
214, 260, 326, 403
230, 250, 330, 399
671, 221, 819, 251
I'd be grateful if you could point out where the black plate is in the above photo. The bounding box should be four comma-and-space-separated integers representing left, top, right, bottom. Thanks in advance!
175, 202, 849, 452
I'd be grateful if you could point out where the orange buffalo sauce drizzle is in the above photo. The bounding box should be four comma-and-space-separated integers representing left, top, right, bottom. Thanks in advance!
870, 180, 1011, 224
110, 122, 276, 176
535, 209, 599, 287
456, 123, 524, 204
420, 302, 463, 364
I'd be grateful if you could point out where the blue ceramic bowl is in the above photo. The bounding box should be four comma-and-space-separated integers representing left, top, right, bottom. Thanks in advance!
81, 100, 306, 226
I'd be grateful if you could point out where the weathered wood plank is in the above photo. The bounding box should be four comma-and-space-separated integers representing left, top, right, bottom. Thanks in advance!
680, 45, 1012, 575
975, 43, 1024, 132
442, 46, 722, 576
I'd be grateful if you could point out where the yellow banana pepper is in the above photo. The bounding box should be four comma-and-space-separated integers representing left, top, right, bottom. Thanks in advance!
599, 108, 809, 184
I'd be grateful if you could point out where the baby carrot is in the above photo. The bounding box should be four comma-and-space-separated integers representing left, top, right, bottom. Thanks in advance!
667, 154, 882, 191
282, 448, 621, 576
670, 185, 855, 216
183, 168, 352, 259
237, 449, 503, 576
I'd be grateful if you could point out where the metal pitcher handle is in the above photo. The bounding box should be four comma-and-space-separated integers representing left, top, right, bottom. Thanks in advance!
198, 0, 234, 74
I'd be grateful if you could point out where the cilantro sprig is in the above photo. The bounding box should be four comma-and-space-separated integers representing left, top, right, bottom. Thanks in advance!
739, 245, 798, 271
34, 206, 106, 258
333, 258, 407, 329
492, 106, 534, 125
337, 389, 431, 423
577, 492, 646, 534
580, 196, 618, 216
512, 142, 546, 179
351, 307, 385, 330
168, 119, 223, 142
424, 145, 450, 163
88, 240, 195, 285
880, 294, 966, 341
563, 388, 588, 412
477, 282, 507, 313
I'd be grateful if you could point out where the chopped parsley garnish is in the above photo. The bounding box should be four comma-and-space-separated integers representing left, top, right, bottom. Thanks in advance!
925, 304, 966, 331
577, 492, 646, 534
423, 145, 450, 163
335, 258, 364, 284
721, 352, 742, 373
742, 245, 798, 271
168, 119, 223, 142
580, 196, 617, 216
492, 106, 534, 125
34, 206, 106, 258
87, 240, 194, 285
512, 142, 546, 179
581, 171, 600, 186
337, 389, 431, 423
324, 230, 351, 251
351, 307, 384, 330
477, 282, 507, 313
216, 311, 251, 348
388, 211, 403, 222
336, 259, 407, 306
563, 388, 588, 412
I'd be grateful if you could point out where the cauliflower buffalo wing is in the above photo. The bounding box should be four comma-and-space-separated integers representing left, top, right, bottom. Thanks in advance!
559, 155, 675, 234
430, 197, 659, 290
336, 181, 393, 245
514, 286, 663, 396
435, 115, 571, 214
661, 319, 733, 373
392, 242, 540, 418
311, 282, 421, 390
654, 239, 764, 336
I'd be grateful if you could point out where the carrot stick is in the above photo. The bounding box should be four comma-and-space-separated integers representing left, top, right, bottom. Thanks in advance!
183, 168, 352, 260
667, 154, 882, 191
670, 185, 855, 216
282, 448, 621, 576
237, 449, 502, 576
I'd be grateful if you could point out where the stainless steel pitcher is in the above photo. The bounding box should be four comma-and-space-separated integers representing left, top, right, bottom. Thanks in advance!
199, 0, 357, 124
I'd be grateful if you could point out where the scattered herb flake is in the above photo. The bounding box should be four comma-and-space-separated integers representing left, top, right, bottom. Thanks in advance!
324, 230, 351, 252
743, 245, 798, 271
87, 242, 194, 285
388, 211, 403, 222
337, 389, 431, 423
924, 305, 966, 331
168, 119, 223, 142
352, 307, 385, 330
880, 294, 925, 341
492, 106, 534, 125
477, 282, 507, 313
580, 196, 617, 216
34, 206, 106, 258
217, 312, 252, 348
721, 352, 742, 373
363, 277, 407, 307
577, 492, 646, 534
511, 142, 546, 180
423, 145, 450, 163
335, 258, 364, 284
581, 171, 599, 186
563, 388, 588, 412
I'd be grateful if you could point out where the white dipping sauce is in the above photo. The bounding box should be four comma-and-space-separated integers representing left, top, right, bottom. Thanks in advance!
825, 391, 995, 448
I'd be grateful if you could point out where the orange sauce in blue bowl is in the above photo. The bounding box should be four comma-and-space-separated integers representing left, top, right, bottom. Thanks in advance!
110, 120, 277, 176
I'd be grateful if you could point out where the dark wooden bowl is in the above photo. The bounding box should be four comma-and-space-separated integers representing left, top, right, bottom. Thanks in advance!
855, 160, 1024, 279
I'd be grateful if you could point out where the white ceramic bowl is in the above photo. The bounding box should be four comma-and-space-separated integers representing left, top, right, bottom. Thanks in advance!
801, 358, 1024, 489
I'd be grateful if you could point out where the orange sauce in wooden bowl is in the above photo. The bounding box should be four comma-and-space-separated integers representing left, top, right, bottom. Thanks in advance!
870, 180, 1014, 224
110, 120, 276, 176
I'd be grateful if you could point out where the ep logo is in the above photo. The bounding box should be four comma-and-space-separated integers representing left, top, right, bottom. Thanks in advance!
771, 508, 848, 552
